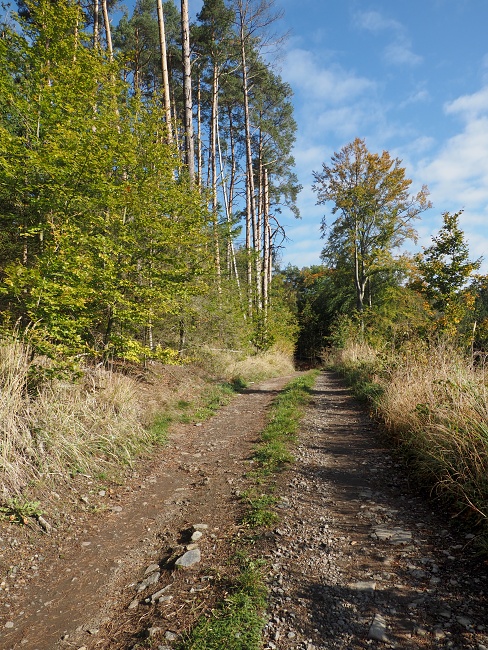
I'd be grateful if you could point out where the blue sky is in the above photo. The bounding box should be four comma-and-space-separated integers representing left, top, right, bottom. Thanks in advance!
266, 0, 488, 272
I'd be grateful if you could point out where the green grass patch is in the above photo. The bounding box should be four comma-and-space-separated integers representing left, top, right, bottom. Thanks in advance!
186, 382, 242, 423
331, 361, 384, 409
177, 555, 267, 650
240, 370, 319, 528
0, 496, 43, 524
148, 413, 172, 444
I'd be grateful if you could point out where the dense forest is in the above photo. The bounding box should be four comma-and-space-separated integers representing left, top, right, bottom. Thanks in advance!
1, 0, 487, 365
0, 0, 300, 363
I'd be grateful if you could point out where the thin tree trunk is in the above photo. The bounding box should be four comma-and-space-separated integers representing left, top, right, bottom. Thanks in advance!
210, 62, 222, 291
156, 0, 173, 141
93, 0, 99, 48
197, 75, 202, 188
246, 183, 253, 316
181, 0, 195, 183
239, 18, 258, 314
262, 167, 270, 322
217, 105, 242, 299
101, 0, 113, 60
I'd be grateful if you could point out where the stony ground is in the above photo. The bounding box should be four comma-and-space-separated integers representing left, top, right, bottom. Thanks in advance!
1, 370, 487, 650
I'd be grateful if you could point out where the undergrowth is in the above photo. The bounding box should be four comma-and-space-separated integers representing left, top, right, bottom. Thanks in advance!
177, 554, 267, 650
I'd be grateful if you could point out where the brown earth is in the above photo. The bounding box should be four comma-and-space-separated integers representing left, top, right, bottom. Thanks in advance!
1, 370, 487, 650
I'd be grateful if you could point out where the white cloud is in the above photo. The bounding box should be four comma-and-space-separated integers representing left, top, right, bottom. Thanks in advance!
385, 39, 423, 67
445, 85, 488, 120
353, 10, 401, 33
354, 9, 422, 67
421, 117, 488, 202
399, 88, 430, 108
283, 48, 375, 104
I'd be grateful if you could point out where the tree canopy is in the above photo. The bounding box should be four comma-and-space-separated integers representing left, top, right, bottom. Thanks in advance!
313, 138, 431, 312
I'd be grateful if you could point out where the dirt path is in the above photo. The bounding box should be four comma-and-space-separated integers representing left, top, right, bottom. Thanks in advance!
262, 371, 488, 650
1, 370, 487, 650
1, 374, 298, 650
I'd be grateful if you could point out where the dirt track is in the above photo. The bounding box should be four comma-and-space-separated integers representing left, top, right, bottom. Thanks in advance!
1, 370, 487, 650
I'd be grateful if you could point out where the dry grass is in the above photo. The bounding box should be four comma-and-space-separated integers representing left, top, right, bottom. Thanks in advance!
0, 340, 148, 499
196, 346, 295, 384
0, 340, 296, 503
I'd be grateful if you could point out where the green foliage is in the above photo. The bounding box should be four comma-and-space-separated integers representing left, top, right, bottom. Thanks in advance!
0, 0, 213, 361
0, 497, 43, 524
177, 555, 267, 650
313, 138, 431, 312
413, 211, 482, 338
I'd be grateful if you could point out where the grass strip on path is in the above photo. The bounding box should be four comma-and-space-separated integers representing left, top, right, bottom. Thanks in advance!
177, 371, 319, 650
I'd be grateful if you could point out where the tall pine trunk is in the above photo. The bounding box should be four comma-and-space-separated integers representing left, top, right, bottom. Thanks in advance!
181, 0, 195, 183
156, 0, 173, 141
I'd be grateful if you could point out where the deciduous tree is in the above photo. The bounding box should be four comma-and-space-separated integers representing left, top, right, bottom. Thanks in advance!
313, 138, 431, 313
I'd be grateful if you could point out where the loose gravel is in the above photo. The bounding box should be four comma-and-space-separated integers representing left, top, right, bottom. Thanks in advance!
262, 371, 488, 650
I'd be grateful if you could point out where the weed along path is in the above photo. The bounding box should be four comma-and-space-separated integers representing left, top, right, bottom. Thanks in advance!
1, 370, 488, 650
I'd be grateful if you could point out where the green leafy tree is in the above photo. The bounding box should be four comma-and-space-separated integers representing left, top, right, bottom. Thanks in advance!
414, 211, 482, 335
313, 138, 431, 313
0, 0, 211, 360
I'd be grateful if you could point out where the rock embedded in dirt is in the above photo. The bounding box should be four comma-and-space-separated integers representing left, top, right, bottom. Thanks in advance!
174, 548, 201, 568
136, 571, 160, 592
144, 563, 160, 575
368, 613, 388, 641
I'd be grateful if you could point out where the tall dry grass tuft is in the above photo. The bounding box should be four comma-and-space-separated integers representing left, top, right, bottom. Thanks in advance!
0, 339, 147, 499
379, 342, 488, 520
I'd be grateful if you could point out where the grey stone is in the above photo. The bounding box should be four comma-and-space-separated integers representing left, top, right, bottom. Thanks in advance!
145, 563, 160, 575
191, 530, 203, 542
372, 527, 412, 545
192, 524, 208, 531
147, 627, 162, 638
350, 580, 376, 594
164, 630, 177, 641
37, 516, 52, 534
151, 585, 171, 602
137, 572, 160, 592
175, 548, 201, 568
368, 614, 388, 642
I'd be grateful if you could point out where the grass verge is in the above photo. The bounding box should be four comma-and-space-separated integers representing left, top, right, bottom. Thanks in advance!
178, 371, 318, 650
242, 372, 319, 527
